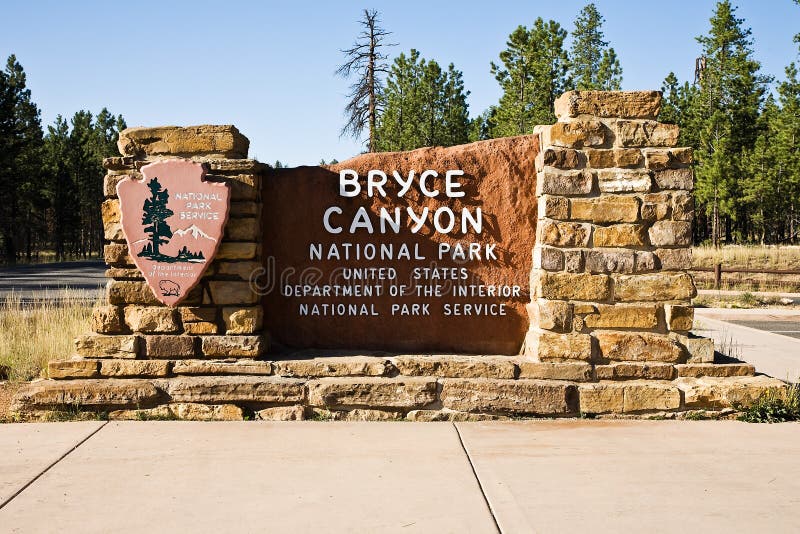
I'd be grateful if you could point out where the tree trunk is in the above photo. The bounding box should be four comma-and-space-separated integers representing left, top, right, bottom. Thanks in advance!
712, 189, 720, 249
367, 23, 376, 152
25, 219, 32, 261
724, 215, 732, 245
2, 231, 15, 265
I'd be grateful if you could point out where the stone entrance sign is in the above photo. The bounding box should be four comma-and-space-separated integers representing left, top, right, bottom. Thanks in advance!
12, 93, 789, 422
118, 159, 230, 306
262, 137, 539, 354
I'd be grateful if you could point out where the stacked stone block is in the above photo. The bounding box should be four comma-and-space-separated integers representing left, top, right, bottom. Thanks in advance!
13, 352, 781, 421
526, 92, 698, 362
52, 125, 268, 379
522, 90, 769, 413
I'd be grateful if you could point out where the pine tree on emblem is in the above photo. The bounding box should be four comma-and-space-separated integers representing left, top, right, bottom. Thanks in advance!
140, 177, 173, 259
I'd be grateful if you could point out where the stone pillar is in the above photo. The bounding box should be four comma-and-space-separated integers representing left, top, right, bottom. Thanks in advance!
524, 91, 706, 373
54, 125, 269, 379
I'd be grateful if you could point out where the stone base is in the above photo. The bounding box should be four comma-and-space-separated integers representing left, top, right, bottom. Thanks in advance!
11, 355, 787, 421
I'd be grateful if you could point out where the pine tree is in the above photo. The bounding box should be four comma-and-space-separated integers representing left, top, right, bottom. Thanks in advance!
742, 96, 780, 243
419, 59, 445, 147
140, 177, 173, 258
58, 109, 125, 258
441, 64, 471, 146
93, 108, 126, 160
660, 72, 700, 147
569, 3, 622, 91
659, 73, 681, 125
89, 109, 124, 255
770, 42, 800, 241
468, 108, 495, 142
0, 54, 123, 262
530, 19, 571, 122
337, 9, 393, 152
376, 50, 469, 151
597, 48, 622, 90
12, 65, 45, 261
489, 19, 570, 137
490, 26, 534, 137
376, 50, 421, 151
69, 110, 99, 257
43, 116, 79, 260
0, 55, 44, 264
693, 0, 770, 245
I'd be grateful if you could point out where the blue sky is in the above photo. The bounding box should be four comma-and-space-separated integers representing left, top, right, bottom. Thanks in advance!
1, 1, 798, 165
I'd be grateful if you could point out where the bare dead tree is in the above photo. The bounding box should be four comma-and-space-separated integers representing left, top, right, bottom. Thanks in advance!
336, 9, 393, 152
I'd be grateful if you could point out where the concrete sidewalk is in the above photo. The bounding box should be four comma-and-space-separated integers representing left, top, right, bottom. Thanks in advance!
695, 308, 800, 382
1, 421, 799, 533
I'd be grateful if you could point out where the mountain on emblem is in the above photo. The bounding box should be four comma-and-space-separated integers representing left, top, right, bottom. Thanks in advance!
116, 159, 230, 306
173, 224, 218, 242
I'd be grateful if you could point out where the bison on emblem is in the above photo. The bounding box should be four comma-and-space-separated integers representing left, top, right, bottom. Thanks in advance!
159, 280, 181, 297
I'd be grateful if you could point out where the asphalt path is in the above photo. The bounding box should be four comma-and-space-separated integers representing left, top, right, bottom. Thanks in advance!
0, 261, 106, 300
696, 308, 800, 341
694, 308, 800, 382
728, 319, 800, 340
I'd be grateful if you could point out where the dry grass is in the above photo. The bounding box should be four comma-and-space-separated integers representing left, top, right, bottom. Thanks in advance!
0, 291, 95, 382
693, 292, 798, 309
693, 245, 800, 270
691, 272, 800, 292
692, 246, 800, 292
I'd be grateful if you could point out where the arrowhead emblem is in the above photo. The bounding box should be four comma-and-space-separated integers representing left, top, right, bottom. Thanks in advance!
117, 159, 230, 306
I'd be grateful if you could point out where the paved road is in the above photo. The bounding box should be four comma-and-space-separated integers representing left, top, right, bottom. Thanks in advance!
695, 308, 800, 382
728, 319, 800, 339
696, 308, 800, 340
0, 261, 105, 300
0, 420, 798, 533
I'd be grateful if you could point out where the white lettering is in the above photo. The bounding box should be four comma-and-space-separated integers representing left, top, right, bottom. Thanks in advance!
433, 207, 456, 233
419, 170, 439, 197
323, 206, 343, 234
367, 170, 388, 197
445, 170, 465, 197
339, 169, 360, 197
379, 207, 401, 233
462, 207, 482, 233
349, 206, 374, 233
394, 170, 415, 197
407, 207, 429, 233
